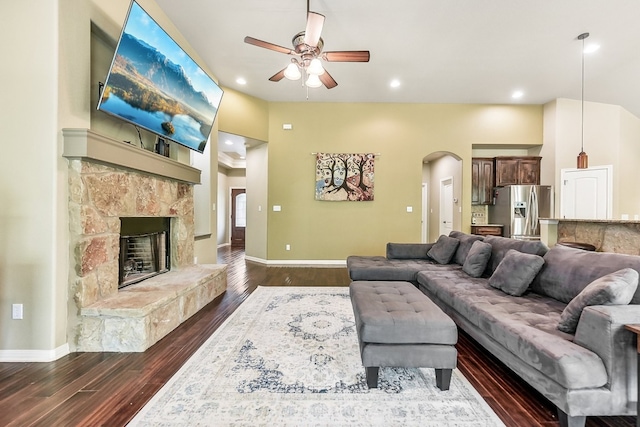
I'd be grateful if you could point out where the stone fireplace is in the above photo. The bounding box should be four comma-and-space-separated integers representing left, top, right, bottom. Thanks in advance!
63, 129, 226, 352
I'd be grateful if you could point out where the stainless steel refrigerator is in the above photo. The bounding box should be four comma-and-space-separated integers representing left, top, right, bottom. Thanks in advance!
488, 185, 553, 240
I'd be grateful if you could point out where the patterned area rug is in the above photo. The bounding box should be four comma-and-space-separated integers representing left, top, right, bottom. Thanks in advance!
128, 287, 505, 426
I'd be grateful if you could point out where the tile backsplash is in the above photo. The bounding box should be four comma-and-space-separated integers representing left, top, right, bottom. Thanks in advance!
471, 205, 488, 225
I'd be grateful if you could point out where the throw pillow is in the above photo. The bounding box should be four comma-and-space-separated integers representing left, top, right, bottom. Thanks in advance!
449, 231, 484, 265
427, 235, 460, 265
488, 249, 545, 296
557, 268, 639, 334
462, 240, 492, 278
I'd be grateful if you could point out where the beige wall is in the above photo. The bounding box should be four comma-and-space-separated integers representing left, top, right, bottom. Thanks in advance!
543, 98, 640, 219
246, 144, 269, 260
218, 87, 269, 142
0, 0, 223, 357
0, 0, 63, 355
266, 103, 543, 260
619, 109, 640, 217
539, 100, 558, 189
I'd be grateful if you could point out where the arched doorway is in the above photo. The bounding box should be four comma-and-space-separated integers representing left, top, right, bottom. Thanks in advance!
422, 152, 463, 243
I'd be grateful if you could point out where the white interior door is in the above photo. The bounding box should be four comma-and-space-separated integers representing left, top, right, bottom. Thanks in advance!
561, 166, 612, 219
439, 177, 454, 236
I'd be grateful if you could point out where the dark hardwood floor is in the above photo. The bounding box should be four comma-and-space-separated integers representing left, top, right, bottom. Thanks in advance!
0, 246, 634, 426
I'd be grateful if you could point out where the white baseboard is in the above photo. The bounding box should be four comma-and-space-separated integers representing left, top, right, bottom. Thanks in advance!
0, 343, 70, 362
217, 242, 231, 248
245, 255, 346, 267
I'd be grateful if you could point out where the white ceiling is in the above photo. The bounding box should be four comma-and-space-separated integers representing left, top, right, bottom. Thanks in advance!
154, 0, 640, 156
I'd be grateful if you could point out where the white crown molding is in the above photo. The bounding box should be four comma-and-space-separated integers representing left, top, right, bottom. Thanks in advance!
0, 343, 70, 362
218, 151, 246, 169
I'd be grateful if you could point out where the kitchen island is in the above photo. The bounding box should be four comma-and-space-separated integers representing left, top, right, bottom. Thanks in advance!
540, 218, 640, 255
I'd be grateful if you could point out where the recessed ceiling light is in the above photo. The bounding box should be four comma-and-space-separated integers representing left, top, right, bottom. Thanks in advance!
512, 90, 524, 99
390, 79, 401, 88
584, 44, 600, 54
225, 140, 233, 146
236, 77, 247, 85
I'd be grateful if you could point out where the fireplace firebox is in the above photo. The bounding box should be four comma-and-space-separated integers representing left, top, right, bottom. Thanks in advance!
119, 217, 170, 289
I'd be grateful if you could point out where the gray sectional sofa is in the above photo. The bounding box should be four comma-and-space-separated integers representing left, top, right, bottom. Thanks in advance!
346, 231, 640, 427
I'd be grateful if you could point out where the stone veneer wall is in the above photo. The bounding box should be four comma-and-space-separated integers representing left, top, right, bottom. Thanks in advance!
67, 159, 195, 351
558, 220, 640, 255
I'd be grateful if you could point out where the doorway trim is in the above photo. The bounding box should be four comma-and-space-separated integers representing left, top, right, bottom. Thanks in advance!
422, 183, 429, 243
439, 176, 454, 236
229, 187, 246, 246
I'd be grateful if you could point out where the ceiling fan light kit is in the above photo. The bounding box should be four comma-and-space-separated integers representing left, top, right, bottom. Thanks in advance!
284, 62, 302, 80
307, 58, 325, 75
244, 2, 370, 91
305, 73, 323, 88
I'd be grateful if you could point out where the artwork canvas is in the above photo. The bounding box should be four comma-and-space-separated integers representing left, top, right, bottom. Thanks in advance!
315, 153, 375, 201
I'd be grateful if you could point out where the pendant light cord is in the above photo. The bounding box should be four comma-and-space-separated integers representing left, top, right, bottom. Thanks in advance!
578, 32, 589, 153
581, 35, 585, 153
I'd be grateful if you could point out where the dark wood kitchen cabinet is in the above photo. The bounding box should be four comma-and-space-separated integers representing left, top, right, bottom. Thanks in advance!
471, 158, 494, 205
494, 156, 541, 187
471, 225, 503, 237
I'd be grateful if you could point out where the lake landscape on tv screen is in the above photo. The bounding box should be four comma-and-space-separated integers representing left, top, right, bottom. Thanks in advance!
98, 1, 223, 152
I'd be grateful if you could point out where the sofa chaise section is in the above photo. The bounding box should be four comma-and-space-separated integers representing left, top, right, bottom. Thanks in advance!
418, 270, 608, 391
346, 232, 483, 283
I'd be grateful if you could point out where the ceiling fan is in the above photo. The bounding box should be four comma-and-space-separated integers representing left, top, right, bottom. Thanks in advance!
244, 1, 370, 89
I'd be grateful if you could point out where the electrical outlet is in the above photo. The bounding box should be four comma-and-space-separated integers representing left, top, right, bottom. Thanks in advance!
285, 244, 291, 251
12, 304, 23, 320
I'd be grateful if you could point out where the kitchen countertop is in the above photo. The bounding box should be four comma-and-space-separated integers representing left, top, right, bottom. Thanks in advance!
471, 224, 504, 227
540, 218, 640, 225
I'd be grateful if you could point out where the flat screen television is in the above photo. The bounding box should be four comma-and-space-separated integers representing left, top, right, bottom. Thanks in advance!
97, 1, 223, 153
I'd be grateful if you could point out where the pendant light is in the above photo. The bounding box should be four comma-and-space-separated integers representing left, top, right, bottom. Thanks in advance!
577, 32, 589, 169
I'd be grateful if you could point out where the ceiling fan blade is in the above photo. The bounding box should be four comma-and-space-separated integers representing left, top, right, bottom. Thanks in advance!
268, 68, 287, 82
244, 36, 295, 55
304, 12, 325, 47
319, 70, 338, 89
322, 51, 370, 62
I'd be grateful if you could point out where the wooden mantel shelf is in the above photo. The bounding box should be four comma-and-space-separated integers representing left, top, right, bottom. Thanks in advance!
62, 128, 201, 184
